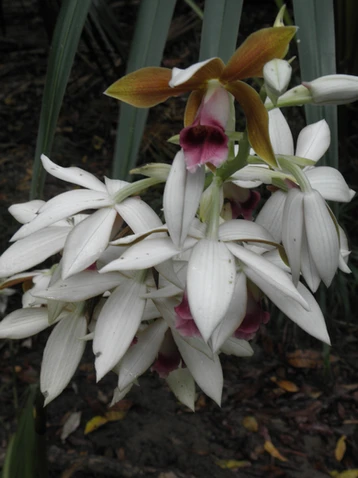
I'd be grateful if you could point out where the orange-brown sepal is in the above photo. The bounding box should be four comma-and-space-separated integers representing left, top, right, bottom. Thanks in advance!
225, 81, 277, 168
184, 90, 205, 127
105, 67, 176, 108
220, 26, 297, 83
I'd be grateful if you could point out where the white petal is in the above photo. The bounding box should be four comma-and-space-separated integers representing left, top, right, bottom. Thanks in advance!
35, 270, 124, 301
100, 237, 180, 272
0, 226, 71, 278
110, 385, 133, 406
0, 308, 49, 339
219, 219, 275, 245
155, 259, 185, 289
142, 299, 162, 320
227, 243, 309, 309
173, 331, 223, 405
220, 337, 254, 356
93, 280, 146, 381
169, 58, 215, 87
303, 190, 339, 287
306, 167, 356, 203
41, 154, 106, 192
166, 368, 196, 411
210, 272, 247, 352
300, 228, 321, 292
62, 208, 117, 279
115, 197, 163, 233
282, 188, 304, 285
110, 226, 168, 246
104, 177, 129, 197
40, 313, 87, 405
255, 190, 286, 242
262, 249, 291, 272
295, 120, 330, 162
163, 150, 205, 247
187, 240, 236, 341
11, 190, 112, 241
268, 108, 294, 155
9, 200, 45, 224
117, 319, 168, 391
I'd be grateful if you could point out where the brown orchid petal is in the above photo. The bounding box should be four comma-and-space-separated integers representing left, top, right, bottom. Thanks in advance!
220, 26, 297, 82
105, 67, 180, 107
184, 90, 205, 126
225, 81, 277, 168
171, 58, 225, 91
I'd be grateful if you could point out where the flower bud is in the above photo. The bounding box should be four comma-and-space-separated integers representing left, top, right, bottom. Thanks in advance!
303, 74, 358, 105
264, 59, 292, 105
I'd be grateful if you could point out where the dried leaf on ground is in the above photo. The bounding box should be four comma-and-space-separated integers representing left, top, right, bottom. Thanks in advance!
264, 441, 288, 462
286, 349, 338, 368
335, 435, 347, 462
242, 416, 259, 432
215, 459, 251, 469
271, 376, 299, 392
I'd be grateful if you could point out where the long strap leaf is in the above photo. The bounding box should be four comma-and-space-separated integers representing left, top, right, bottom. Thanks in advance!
112, 0, 176, 180
292, 0, 338, 169
30, 0, 91, 199
199, 0, 243, 62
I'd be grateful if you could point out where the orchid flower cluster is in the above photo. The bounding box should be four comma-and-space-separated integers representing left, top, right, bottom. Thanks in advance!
0, 17, 356, 410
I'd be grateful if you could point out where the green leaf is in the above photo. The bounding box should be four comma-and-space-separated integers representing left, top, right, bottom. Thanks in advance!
30, 0, 91, 199
199, 0, 243, 63
292, 0, 338, 169
112, 0, 176, 180
2, 385, 47, 478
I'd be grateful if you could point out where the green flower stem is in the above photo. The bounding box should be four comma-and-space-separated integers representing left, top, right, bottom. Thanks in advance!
206, 175, 223, 240
278, 156, 312, 192
113, 177, 162, 204
217, 132, 250, 182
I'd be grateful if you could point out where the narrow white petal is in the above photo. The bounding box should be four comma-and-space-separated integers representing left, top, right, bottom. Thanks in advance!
303, 190, 339, 287
166, 368, 196, 411
40, 313, 87, 405
110, 385, 133, 406
300, 228, 321, 292
9, 200, 45, 224
295, 120, 330, 162
110, 226, 168, 246
117, 319, 168, 391
227, 243, 309, 309
173, 331, 223, 405
220, 337, 254, 357
35, 270, 124, 302
0, 226, 71, 278
155, 259, 185, 289
142, 299, 162, 320
255, 190, 286, 242
306, 167, 356, 202
169, 58, 214, 87
0, 308, 49, 339
41, 154, 106, 192
104, 177, 129, 197
163, 150, 205, 247
187, 240, 236, 341
62, 208, 117, 279
268, 108, 294, 155
93, 280, 146, 381
210, 272, 247, 352
282, 189, 304, 285
11, 190, 112, 241
219, 219, 275, 245
100, 237, 179, 272
231, 164, 291, 187
263, 249, 291, 272
115, 198, 163, 233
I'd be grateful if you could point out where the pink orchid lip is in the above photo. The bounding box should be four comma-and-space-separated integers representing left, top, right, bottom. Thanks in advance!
152, 352, 181, 378
228, 190, 261, 220
235, 308, 270, 341
174, 292, 201, 338
180, 124, 229, 173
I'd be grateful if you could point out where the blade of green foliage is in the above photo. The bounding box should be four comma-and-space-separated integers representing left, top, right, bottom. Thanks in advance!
292, 0, 338, 169
2, 385, 47, 478
30, 0, 91, 199
112, 0, 176, 180
199, 0, 243, 63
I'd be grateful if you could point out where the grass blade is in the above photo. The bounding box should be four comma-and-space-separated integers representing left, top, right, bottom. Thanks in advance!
199, 0, 243, 62
292, 0, 338, 169
112, 0, 176, 180
30, 0, 92, 199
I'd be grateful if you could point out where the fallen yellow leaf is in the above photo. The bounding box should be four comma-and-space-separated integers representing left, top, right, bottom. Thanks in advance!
215, 459, 251, 469
335, 435, 347, 462
330, 471, 358, 478
242, 416, 258, 432
84, 415, 108, 435
105, 410, 127, 422
264, 440, 288, 462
